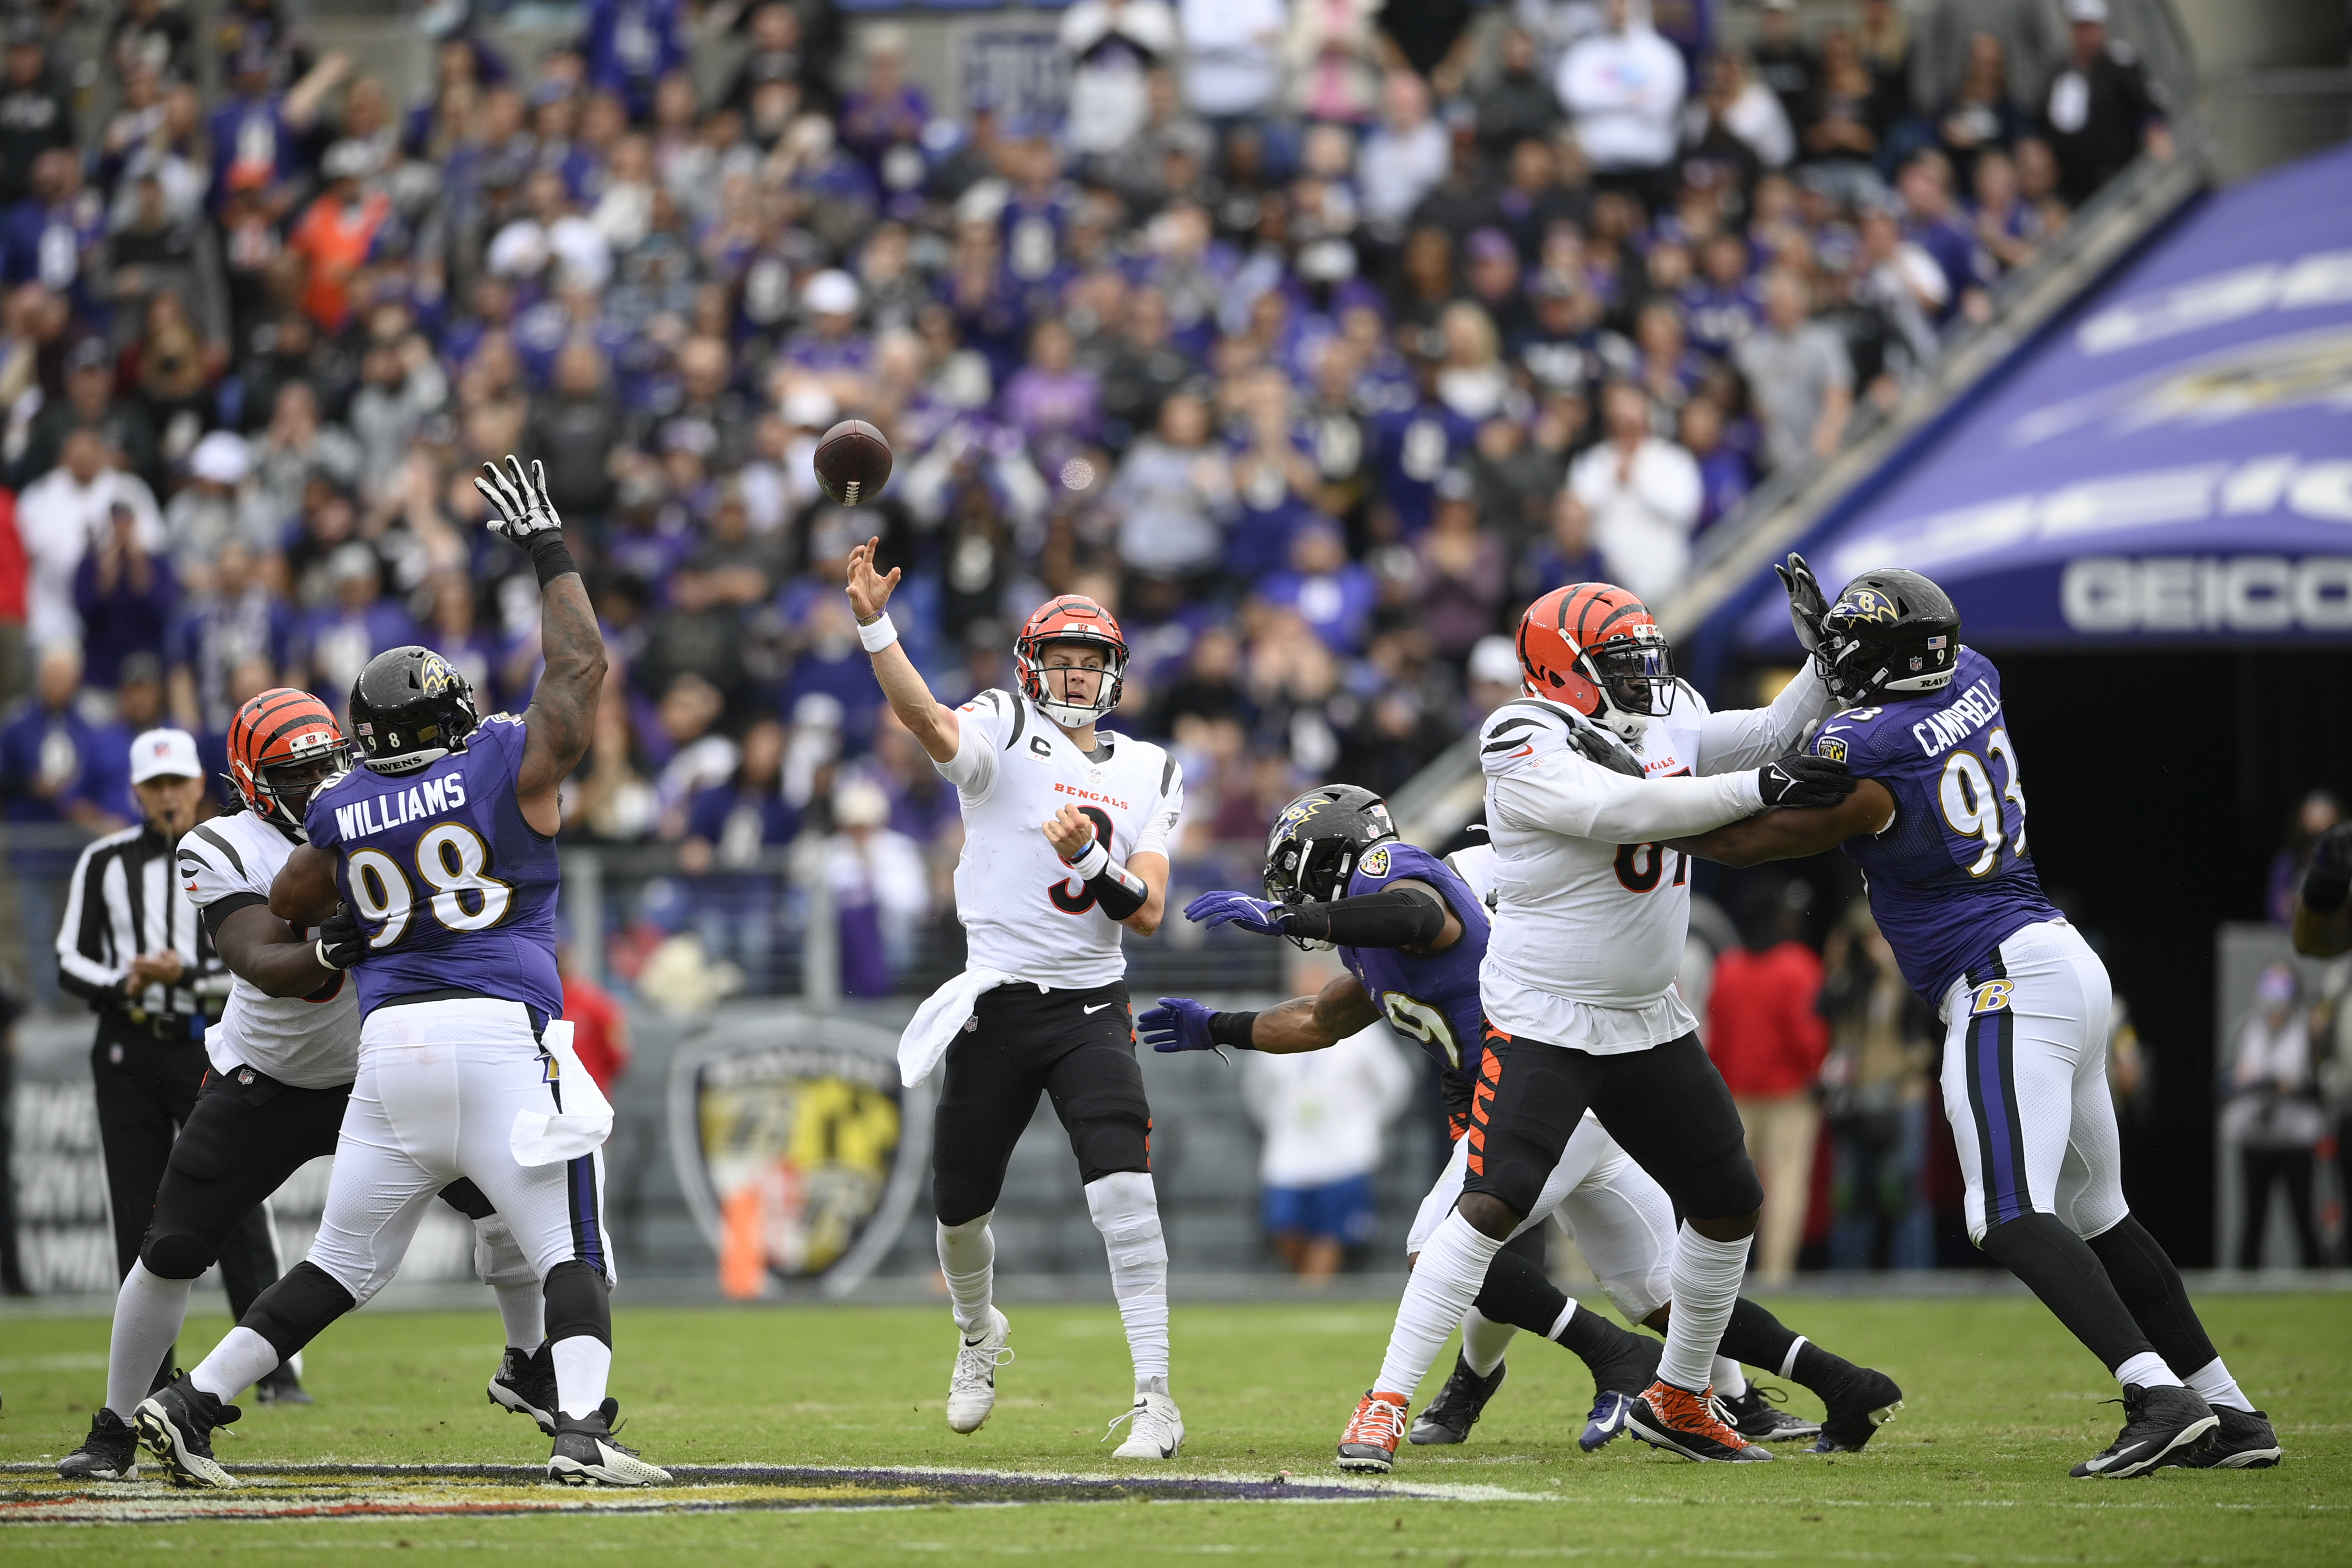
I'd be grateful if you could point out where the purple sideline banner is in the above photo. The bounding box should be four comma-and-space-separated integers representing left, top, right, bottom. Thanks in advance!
1739, 141, 2352, 653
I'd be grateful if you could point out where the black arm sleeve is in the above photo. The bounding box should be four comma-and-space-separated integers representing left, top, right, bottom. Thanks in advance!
1284, 886, 1449, 949
1086, 858, 1150, 921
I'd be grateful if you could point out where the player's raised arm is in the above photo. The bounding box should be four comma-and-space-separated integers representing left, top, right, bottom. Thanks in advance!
847, 536, 959, 764
1140, 974, 1385, 1057
475, 455, 608, 835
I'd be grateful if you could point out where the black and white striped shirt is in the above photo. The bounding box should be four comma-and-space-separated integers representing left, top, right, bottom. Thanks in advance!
55, 823, 230, 1023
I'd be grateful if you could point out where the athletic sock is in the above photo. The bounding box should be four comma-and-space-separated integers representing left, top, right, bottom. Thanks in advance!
190, 1326, 279, 1404
2185, 1356, 2256, 1414
1659, 1225, 1748, 1393
494, 1283, 546, 1352
1717, 1296, 1798, 1374
551, 1335, 614, 1421
1375, 1211, 1505, 1398
1979, 1212, 2157, 1375
107, 1264, 194, 1420
1085, 1173, 1170, 1383
1460, 1308, 1517, 1377
1714, 1356, 1748, 1398
1472, 1237, 1568, 1335
2085, 1216, 2224, 1378
2116, 1350, 2183, 1391
936, 1214, 996, 1338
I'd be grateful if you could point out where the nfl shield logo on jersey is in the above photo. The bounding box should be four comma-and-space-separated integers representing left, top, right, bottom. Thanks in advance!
670, 1012, 930, 1299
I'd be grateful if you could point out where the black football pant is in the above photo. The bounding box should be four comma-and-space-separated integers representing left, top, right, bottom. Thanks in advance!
931, 980, 1153, 1227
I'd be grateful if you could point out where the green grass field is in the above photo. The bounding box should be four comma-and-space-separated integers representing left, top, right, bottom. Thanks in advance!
2, 1292, 2345, 1563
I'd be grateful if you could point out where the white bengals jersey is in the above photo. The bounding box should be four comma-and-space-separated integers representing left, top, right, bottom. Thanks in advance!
176, 809, 360, 1090
1477, 670, 1832, 1053
937, 689, 1184, 989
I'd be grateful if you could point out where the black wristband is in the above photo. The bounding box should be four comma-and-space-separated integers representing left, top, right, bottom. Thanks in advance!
1086, 859, 1149, 920
2305, 865, 2352, 914
528, 536, 578, 586
1208, 1011, 1260, 1049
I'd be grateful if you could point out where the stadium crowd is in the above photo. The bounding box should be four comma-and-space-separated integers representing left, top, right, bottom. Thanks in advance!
0, 0, 2170, 994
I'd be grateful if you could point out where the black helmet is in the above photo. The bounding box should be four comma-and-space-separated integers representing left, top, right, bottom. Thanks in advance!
348, 646, 480, 775
1262, 784, 1399, 928
1817, 569, 1961, 705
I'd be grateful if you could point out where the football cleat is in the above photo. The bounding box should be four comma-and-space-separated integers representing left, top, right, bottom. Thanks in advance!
1723, 1383, 1823, 1443
2158, 1404, 2280, 1470
548, 1398, 671, 1487
490, 1342, 559, 1434
947, 1308, 1013, 1435
1336, 1391, 1411, 1473
1106, 1390, 1185, 1459
1579, 1389, 1641, 1452
253, 1362, 313, 1405
1625, 1381, 1774, 1463
1409, 1352, 1506, 1445
1812, 1363, 1905, 1453
57, 1409, 139, 1481
134, 1375, 241, 1489
2071, 1384, 2218, 1479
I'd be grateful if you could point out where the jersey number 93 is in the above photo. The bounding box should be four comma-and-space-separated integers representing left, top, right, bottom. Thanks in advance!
1939, 727, 2028, 877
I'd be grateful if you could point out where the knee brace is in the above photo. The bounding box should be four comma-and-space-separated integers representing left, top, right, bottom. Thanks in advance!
1068, 1099, 1152, 1187
472, 1212, 539, 1292
244, 1261, 356, 1362
1084, 1171, 1168, 1275
544, 1258, 612, 1347
140, 1228, 220, 1283
1670, 1143, 1766, 1224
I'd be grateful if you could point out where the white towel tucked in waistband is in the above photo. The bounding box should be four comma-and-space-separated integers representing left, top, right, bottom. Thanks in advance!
898, 966, 1018, 1087
510, 1021, 617, 1165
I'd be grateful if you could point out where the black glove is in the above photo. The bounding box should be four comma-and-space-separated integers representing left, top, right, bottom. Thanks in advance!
314, 906, 365, 971
1758, 753, 1857, 809
2304, 822, 2352, 913
1775, 551, 1830, 657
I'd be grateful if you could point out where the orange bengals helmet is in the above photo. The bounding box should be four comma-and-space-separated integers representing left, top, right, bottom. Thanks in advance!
227, 688, 352, 837
1516, 582, 1678, 744
1016, 595, 1128, 729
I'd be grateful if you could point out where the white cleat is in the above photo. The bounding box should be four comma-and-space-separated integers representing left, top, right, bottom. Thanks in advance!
1107, 1391, 1185, 1459
947, 1308, 1014, 1434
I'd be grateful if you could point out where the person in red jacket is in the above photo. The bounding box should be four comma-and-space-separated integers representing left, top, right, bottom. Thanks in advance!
557, 933, 631, 1096
1706, 881, 1829, 1284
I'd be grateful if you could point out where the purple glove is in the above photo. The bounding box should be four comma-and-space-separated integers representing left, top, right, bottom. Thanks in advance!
1139, 996, 1216, 1053
1182, 889, 1291, 936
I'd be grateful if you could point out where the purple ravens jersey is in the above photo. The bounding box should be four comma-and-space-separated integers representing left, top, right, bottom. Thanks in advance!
1336, 841, 1490, 1121
1808, 648, 2058, 1004
306, 713, 563, 1021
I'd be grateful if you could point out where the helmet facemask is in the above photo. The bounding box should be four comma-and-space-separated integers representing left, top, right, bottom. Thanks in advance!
1578, 631, 1677, 745
250, 743, 351, 836
1021, 635, 1125, 730
1261, 833, 1354, 951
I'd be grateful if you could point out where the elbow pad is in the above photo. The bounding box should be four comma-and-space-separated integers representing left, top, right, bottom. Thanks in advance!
1286, 887, 1449, 949
1066, 840, 1150, 921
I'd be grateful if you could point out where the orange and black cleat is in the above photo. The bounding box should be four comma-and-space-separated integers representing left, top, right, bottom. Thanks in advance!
1336, 1391, 1411, 1473
1624, 1380, 1776, 1463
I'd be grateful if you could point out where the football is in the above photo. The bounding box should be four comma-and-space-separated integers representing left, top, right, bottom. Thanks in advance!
813, 418, 892, 506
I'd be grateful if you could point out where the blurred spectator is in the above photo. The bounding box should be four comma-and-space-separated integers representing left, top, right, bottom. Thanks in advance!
1108, 392, 1234, 584
2039, 0, 2171, 204
1914, 0, 2063, 128
19, 426, 166, 653
1358, 72, 1450, 241
1464, 632, 1521, 720
0, 643, 128, 832
1244, 1005, 1414, 1279
1178, 0, 1287, 126
0, 23, 72, 210
558, 935, 631, 1095
1705, 881, 1828, 1285
75, 500, 177, 693
1568, 381, 1701, 605
1289, 0, 1383, 126
2223, 964, 2324, 1268
20, 336, 156, 493
829, 776, 929, 997
1413, 489, 1506, 659
1063, 0, 1179, 156
1555, 0, 1686, 213
1750, 0, 1816, 136
1263, 517, 1378, 656
2268, 791, 2344, 926
1818, 907, 1936, 1270
1476, 28, 1562, 158
1936, 31, 2024, 186
1734, 269, 1852, 473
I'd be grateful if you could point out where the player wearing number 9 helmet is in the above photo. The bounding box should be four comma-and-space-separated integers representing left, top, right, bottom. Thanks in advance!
1676, 564, 2273, 1479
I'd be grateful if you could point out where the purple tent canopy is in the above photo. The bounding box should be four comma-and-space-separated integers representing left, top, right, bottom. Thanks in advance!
1738, 141, 2352, 653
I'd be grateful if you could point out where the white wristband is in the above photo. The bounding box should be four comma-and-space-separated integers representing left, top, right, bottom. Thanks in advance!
858, 611, 898, 653
1064, 840, 1110, 880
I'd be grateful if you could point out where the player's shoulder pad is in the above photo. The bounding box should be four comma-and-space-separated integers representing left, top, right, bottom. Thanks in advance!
177, 818, 264, 903
1812, 705, 1894, 768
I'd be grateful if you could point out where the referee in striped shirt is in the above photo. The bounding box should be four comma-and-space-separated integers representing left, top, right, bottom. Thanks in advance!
56, 727, 290, 1398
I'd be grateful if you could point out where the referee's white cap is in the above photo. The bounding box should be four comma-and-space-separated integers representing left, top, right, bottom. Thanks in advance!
130, 728, 202, 784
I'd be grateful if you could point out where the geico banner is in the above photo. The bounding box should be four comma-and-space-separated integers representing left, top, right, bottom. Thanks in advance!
1733, 142, 2352, 653
667, 1011, 928, 1299
2062, 557, 2352, 633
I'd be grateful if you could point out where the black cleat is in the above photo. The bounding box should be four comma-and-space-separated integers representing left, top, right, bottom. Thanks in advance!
2072, 1384, 2218, 1478
1723, 1383, 1823, 1443
133, 1374, 242, 1489
1409, 1352, 1507, 1444
2158, 1403, 2280, 1470
253, 1362, 313, 1405
548, 1398, 672, 1487
57, 1409, 140, 1481
489, 1341, 559, 1434
1812, 1362, 1905, 1452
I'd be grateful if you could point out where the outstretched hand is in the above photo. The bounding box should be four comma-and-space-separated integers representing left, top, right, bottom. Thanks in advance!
474, 454, 562, 545
846, 536, 900, 621
1182, 889, 1292, 936
1139, 996, 1221, 1054
1775, 551, 1829, 656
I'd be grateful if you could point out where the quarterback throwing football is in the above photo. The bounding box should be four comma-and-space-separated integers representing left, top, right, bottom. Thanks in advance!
848, 540, 1187, 1459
